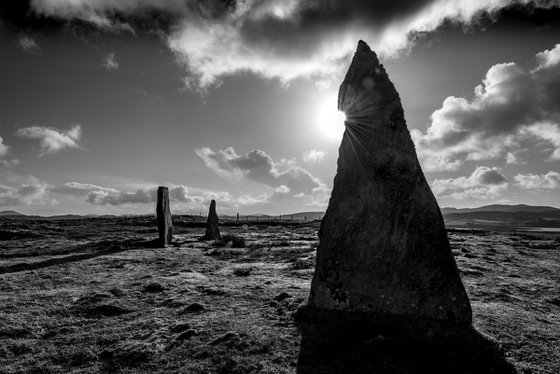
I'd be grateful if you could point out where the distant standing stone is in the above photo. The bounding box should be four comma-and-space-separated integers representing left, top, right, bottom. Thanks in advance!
308, 40, 472, 326
203, 199, 220, 240
156, 186, 172, 247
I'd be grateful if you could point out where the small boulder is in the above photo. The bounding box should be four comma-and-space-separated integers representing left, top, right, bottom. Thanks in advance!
274, 292, 293, 302
181, 303, 205, 313
143, 282, 166, 293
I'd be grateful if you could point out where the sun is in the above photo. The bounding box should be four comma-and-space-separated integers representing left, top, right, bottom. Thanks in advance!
315, 96, 346, 140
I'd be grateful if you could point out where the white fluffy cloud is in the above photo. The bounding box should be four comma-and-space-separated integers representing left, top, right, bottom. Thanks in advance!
274, 185, 290, 194
303, 150, 326, 163
431, 166, 508, 200
514, 171, 560, 190
16, 34, 40, 53
0, 174, 49, 206
29, 0, 556, 91
17, 124, 83, 156
413, 44, 560, 171
101, 52, 119, 71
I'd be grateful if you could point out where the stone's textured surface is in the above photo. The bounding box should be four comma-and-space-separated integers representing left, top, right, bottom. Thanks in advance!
203, 199, 220, 240
309, 40, 472, 325
156, 186, 172, 247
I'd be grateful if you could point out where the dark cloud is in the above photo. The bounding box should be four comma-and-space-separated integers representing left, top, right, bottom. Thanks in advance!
1, 0, 556, 90
0, 0, 68, 33
478, 168, 508, 185
0, 0, 38, 28
238, 0, 434, 53
2, 1, 559, 90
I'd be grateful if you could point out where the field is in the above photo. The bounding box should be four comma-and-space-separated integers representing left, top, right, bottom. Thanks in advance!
0, 217, 559, 373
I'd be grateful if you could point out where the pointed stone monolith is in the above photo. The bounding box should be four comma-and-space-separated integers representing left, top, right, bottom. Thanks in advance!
156, 186, 172, 247
203, 199, 220, 240
308, 41, 472, 326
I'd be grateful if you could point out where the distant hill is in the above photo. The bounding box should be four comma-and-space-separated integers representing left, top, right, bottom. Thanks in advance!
289, 212, 324, 221
441, 204, 560, 214
442, 204, 560, 228
0, 210, 24, 216
2, 204, 559, 228
0, 213, 117, 220
221, 211, 325, 222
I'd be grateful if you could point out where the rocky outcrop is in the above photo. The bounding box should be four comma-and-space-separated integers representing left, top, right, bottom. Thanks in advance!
203, 199, 220, 240
308, 40, 472, 326
156, 186, 172, 247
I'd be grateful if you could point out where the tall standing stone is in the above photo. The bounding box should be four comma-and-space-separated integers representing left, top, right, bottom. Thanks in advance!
156, 186, 172, 247
203, 199, 220, 240
308, 41, 472, 325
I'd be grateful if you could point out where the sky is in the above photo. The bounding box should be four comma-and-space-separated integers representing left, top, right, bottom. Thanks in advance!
0, 0, 559, 216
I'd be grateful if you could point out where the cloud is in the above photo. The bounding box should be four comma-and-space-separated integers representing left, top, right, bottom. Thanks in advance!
0, 137, 9, 158
50, 181, 119, 197
274, 185, 290, 194
28, 0, 558, 91
431, 166, 508, 200
195, 146, 327, 193
17, 124, 83, 156
84, 184, 272, 212
519, 121, 560, 161
48, 181, 261, 211
303, 149, 326, 163
85, 188, 154, 205
0, 137, 20, 167
0, 173, 49, 206
195, 146, 331, 207
101, 52, 119, 70
167, 0, 558, 91
412, 43, 560, 171
514, 171, 560, 190
16, 33, 40, 53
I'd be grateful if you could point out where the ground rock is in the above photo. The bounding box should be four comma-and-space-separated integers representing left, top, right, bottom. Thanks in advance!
308, 40, 472, 325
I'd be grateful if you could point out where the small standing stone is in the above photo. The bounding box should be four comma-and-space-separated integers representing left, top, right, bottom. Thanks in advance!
203, 199, 220, 240
156, 186, 172, 247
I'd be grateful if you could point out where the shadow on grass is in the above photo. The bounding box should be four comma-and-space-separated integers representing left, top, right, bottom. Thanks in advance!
295, 306, 517, 374
0, 238, 161, 274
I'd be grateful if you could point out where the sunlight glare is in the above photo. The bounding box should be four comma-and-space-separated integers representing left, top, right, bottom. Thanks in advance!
316, 96, 346, 140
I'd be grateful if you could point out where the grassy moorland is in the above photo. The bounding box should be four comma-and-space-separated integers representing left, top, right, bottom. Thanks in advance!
0, 216, 559, 373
